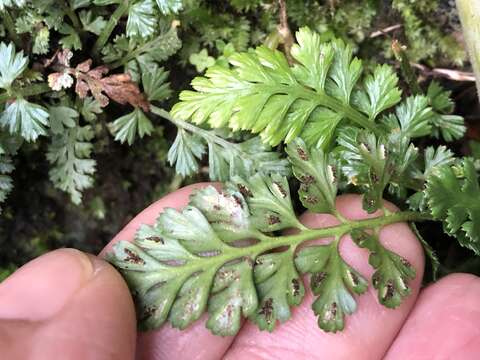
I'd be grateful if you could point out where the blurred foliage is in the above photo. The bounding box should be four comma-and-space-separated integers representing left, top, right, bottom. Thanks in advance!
0, 0, 476, 280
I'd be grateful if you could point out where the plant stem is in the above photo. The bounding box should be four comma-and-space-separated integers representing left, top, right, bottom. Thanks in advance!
151, 105, 275, 165
63, 1, 82, 32
392, 39, 422, 95
0, 83, 52, 104
108, 28, 173, 69
152, 106, 240, 149
92, 0, 130, 57
1, 10, 22, 48
277, 0, 294, 64
166, 210, 431, 274
270, 83, 380, 135
273, 210, 431, 247
456, 0, 480, 103
109, 36, 157, 69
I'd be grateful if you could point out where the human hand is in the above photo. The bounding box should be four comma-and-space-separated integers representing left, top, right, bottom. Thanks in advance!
1, 183, 480, 360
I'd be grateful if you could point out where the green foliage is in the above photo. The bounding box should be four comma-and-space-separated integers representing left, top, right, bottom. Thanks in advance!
155, 0, 182, 15
0, 42, 28, 90
173, 28, 380, 148
109, 109, 153, 145
47, 122, 96, 205
110, 176, 411, 335
0, 0, 182, 208
109, 23, 477, 338
351, 229, 415, 308
296, 241, 368, 332
426, 81, 466, 142
156, 107, 290, 182
1, 98, 50, 141
127, 0, 157, 38
286, 137, 337, 214
0, 0, 476, 341
426, 159, 480, 254
353, 64, 402, 120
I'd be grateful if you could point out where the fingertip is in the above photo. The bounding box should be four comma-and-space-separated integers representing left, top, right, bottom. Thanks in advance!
386, 273, 480, 359
0, 249, 137, 360
31, 254, 137, 360
0, 248, 96, 321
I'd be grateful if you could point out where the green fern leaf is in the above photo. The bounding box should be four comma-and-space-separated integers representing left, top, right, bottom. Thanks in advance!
426, 158, 480, 254
141, 64, 172, 102
286, 137, 337, 214
127, 0, 157, 38
206, 259, 257, 336
295, 242, 367, 332
109, 108, 154, 145
0, 98, 49, 142
231, 174, 303, 232
59, 24, 82, 50
155, 0, 182, 14
351, 229, 415, 308
0, 42, 28, 90
47, 124, 96, 204
109, 185, 260, 334
251, 249, 304, 331
337, 127, 391, 212
109, 171, 419, 336
171, 27, 379, 147
49, 106, 78, 134
426, 81, 465, 142
353, 64, 402, 120
167, 128, 205, 177
109, 182, 306, 335
391, 95, 433, 138
79, 10, 107, 35
80, 97, 103, 122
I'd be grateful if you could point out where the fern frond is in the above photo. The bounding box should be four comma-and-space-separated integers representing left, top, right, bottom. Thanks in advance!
47, 123, 96, 204
109, 159, 422, 336
171, 27, 390, 148
0, 155, 14, 207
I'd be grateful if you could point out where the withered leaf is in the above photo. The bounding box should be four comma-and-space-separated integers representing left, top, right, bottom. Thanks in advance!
45, 52, 150, 111
101, 73, 150, 111
48, 72, 74, 91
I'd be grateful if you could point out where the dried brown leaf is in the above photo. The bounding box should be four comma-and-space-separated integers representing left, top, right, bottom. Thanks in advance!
101, 73, 150, 111
48, 72, 74, 91
75, 78, 90, 99
44, 52, 150, 110
44, 49, 73, 69
76, 59, 92, 73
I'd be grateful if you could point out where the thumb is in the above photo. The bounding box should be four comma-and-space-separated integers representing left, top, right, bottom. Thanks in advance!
0, 249, 136, 360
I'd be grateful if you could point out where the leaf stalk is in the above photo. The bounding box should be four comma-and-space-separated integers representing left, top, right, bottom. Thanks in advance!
92, 0, 130, 57
158, 210, 430, 276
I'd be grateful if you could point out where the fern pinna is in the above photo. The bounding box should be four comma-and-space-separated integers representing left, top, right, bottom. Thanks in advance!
109, 27, 478, 336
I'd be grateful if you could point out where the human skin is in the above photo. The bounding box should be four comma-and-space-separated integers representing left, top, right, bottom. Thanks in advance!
1, 183, 480, 360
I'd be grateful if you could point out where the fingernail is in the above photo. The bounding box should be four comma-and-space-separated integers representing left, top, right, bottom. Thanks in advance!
0, 249, 105, 321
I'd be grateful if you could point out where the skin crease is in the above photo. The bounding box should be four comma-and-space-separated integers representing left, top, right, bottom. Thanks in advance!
0, 183, 479, 359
